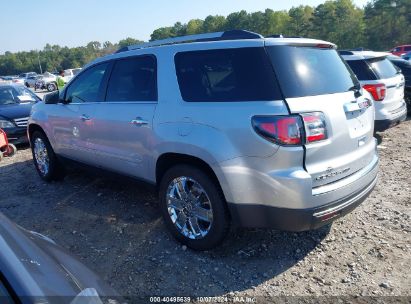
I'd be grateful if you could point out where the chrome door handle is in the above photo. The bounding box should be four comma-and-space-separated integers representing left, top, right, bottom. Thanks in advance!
80, 114, 91, 121
130, 117, 148, 126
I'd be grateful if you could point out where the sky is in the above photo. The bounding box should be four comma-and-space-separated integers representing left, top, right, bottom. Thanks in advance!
0, 0, 370, 54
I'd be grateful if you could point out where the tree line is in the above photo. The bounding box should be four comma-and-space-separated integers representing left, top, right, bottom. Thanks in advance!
0, 0, 409, 75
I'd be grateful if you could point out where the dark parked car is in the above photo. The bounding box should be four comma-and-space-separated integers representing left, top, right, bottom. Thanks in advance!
402, 51, 411, 61
0, 212, 121, 304
388, 55, 411, 110
0, 84, 40, 144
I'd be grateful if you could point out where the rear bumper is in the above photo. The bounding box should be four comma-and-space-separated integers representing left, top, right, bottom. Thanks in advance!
226, 154, 379, 231
374, 110, 407, 132
228, 171, 377, 231
3, 127, 28, 145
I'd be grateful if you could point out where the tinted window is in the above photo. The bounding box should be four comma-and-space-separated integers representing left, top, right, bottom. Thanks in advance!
175, 48, 281, 102
368, 58, 398, 79
106, 56, 157, 102
404, 46, 411, 51
0, 280, 14, 304
267, 46, 358, 98
346, 60, 377, 80
65, 63, 109, 103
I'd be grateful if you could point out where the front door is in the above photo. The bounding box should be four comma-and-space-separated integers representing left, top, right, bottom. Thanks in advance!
50, 62, 110, 166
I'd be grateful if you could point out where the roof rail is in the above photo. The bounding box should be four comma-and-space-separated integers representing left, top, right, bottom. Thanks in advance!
116, 30, 263, 53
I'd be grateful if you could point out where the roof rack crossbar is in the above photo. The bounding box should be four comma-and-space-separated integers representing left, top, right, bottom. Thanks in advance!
117, 30, 263, 53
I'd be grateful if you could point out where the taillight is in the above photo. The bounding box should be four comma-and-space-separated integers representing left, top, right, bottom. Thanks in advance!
363, 84, 386, 101
252, 116, 303, 146
301, 112, 328, 143
252, 112, 328, 146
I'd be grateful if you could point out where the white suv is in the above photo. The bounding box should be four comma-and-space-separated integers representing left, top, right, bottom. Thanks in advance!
29, 31, 379, 250
341, 51, 407, 131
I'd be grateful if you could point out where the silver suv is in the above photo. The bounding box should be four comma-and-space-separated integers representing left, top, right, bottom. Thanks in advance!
29, 31, 379, 250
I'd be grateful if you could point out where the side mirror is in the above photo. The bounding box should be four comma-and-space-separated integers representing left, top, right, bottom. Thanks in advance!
44, 91, 62, 104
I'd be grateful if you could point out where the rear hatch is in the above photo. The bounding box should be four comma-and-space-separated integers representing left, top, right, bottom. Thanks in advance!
266, 42, 376, 188
366, 57, 405, 113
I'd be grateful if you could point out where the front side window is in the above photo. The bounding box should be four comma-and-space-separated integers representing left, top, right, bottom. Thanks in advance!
65, 63, 109, 103
106, 56, 157, 102
267, 45, 358, 98
175, 48, 281, 102
368, 57, 398, 79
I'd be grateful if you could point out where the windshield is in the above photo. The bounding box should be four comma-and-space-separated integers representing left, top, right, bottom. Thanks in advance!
0, 86, 40, 105
266, 45, 359, 98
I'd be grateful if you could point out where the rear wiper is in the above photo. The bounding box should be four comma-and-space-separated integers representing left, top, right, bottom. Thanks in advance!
348, 84, 362, 98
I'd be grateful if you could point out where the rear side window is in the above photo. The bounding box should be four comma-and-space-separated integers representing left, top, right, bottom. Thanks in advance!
106, 56, 157, 102
175, 48, 281, 102
404, 46, 411, 51
65, 63, 109, 103
368, 58, 398, 79
266, 46, 358, 98
346, 60, 377, 80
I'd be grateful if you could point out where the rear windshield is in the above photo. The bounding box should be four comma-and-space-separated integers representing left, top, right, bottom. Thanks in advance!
266, 46, 358, 98
367, 57, 398, 79
346, 60, 377, 80
175, 47, 282, 102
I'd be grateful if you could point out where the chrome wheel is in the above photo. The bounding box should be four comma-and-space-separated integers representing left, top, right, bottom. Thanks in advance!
166, 177, 213, 240
33, 137, 49, 176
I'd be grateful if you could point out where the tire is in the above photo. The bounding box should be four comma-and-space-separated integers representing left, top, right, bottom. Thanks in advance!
47, 83, 57, 92
25, 82, 30, 88
31, 131, 65, 182
159, 165, 230, 250
5, 144, 16, 157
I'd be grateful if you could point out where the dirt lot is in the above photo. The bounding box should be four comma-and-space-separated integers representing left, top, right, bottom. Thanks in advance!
0, 118, 410, 303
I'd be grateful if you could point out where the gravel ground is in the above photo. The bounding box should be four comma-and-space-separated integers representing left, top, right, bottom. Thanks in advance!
0, 118, 410, 303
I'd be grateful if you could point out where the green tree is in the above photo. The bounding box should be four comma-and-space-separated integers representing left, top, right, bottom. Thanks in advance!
288, 5, 314, 37
364, 0, 411, 50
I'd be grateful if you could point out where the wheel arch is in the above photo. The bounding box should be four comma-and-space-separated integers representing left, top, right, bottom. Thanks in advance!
155, 153, 228, 201
28, 124, 46, 143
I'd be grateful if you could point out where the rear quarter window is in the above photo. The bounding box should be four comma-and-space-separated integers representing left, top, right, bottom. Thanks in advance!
175, 47, 282, 102
267, 46, 358, 98
346, 60, 377, 80
368, 58, 398, 79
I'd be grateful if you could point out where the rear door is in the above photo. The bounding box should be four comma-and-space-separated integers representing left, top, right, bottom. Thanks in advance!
90, 55, 158, 179
266, 44, 376, 188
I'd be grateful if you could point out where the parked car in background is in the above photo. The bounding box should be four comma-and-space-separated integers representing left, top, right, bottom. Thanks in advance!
35, 72, 58, 92
29, 31, 379, 250
341, 50, 407, 131
24, 75, 41, 88
0, 84, 41, 144
11, 72, 38, 86
401, 51, 411, 61
387, 55, 411, 110
64, 68, 82, 82
390, 45, 411, 56
0, 212, 121, 304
